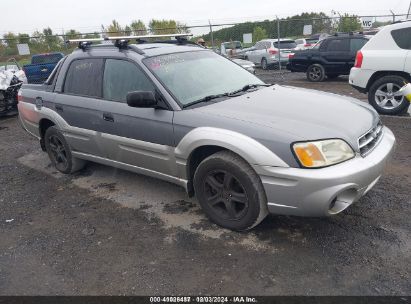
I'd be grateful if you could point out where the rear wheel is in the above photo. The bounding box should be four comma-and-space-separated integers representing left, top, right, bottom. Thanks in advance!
368, 75, 410, 115
261, 58, 268, 70
307, 64, 325, 82
44, 126, 86, 174
193, 151, 268, 231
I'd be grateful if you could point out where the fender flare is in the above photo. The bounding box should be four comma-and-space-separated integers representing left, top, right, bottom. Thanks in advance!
175, 127, 289, 168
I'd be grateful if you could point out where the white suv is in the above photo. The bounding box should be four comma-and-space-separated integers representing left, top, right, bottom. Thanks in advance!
349, 20, 411, 115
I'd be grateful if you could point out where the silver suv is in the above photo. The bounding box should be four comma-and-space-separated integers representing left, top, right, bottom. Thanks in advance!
18, 35, 395, 231
245, 39, 297, 70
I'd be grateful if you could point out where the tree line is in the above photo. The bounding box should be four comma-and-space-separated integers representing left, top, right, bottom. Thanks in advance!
0, 19, 190, 60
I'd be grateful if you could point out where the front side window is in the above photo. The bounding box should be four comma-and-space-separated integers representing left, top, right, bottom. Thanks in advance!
391, 27, 411, 50
326, 39, 350, 51
63, 59, 104, 97
144, 51, 264, 107
103, 59, 155, 102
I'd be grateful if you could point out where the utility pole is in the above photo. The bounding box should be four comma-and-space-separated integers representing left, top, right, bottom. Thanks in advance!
277, 16, 281, 71
390, 10, 396, 23
208, 20, 214, 50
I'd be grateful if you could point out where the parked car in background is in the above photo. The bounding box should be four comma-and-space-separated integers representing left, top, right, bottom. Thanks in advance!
349, 20, 411, 115
18, 35, 395, 231
23, 52, 64, 84
220, 41, 243, 58
295, 38, 319, 50
245, 39, 297, 70
287, 34, 369, 81
232, 58, 256, 74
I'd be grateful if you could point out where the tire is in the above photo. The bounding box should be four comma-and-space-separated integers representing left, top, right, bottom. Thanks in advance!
44, 126, 86, 174
244, 56, 249, 61
261, 58, 268, 70
307, 64, 325, 82
193, 151, 268, 231
368, 75, 410, 115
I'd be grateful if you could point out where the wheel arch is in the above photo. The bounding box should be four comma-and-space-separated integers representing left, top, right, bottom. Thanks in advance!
39, 118, 56, 151
366, 71, 411, 91
175, 127, 289, 196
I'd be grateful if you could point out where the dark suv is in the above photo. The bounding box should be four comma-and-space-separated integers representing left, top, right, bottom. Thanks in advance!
287, 34, 369, 82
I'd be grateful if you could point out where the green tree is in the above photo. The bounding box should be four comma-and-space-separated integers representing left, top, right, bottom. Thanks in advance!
43, 27, 61, 50
130, 20, 147, 35
149, 19, 190, 35
84, 32, 100, 39
18, 33, 30, 44
65, 29, 82, 40
3, 32, 17, 48
252, 26, 267, 42
338, 14, 362, 32
107, 20, 124, 36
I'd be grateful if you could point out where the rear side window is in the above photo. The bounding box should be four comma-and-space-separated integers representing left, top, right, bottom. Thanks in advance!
391, 28, 411, 50
103, 59, 155, 102
327, 39, 350, 51
63, 59, 104, 97
350, 38, 368, 52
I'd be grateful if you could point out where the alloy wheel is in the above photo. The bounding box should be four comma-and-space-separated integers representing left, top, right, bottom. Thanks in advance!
374, 83, 405, 110
48, 135, 69, 171
309, 67, 322, 81
203, 170, 249, 221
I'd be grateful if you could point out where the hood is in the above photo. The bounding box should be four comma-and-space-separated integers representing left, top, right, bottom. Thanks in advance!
192, 85, 379, 152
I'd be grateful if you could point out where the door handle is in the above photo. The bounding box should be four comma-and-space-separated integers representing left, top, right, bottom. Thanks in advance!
103, 113, 114, 122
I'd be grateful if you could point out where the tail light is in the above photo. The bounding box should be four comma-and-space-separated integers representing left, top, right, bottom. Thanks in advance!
304, 43, 312, 47
17, 90, 23, 103
354, 51, 363, 68
289, 54, 295, 59
268, 48, 278, 55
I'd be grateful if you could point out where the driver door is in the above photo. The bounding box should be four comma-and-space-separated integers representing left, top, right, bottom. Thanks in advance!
99, 58, 175, 176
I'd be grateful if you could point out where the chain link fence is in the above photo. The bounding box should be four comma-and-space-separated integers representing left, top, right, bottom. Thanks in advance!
0, 13, 409, 83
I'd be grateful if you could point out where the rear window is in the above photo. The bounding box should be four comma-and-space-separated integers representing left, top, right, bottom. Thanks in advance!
32, 53, 63, 65
273, 41, 297, 49
223, 41, 242, 49
350, 38, 368, 52
326, 39, 350, 51
391, 28, 411, 50
63, 59, 104, 97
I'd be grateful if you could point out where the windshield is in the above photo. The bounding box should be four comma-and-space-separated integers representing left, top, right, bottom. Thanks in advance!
144, 51, 264, 106
273, 41, 297, 49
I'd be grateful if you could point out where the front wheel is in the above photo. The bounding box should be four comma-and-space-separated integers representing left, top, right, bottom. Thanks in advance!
44, 126, 86, 174
307, 64, 325, 82
368, 76, 410, 115
193, 151, 268, 231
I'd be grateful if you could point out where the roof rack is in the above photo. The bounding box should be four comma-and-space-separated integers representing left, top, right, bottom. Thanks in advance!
67, 33, 193, 50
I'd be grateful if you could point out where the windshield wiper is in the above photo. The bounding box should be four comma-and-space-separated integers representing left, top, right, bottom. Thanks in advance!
227, 83, 272, 96
183, 93, 229, 108
182, 84, 273, 109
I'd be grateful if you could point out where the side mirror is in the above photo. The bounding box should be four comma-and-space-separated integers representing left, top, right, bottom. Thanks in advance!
126, 91, 157, 108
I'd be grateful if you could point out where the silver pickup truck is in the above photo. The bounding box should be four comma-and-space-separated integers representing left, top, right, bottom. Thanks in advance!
18, 35, 395, 231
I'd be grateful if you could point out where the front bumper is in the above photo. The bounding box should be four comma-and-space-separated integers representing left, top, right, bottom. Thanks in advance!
253, 127, 395, 217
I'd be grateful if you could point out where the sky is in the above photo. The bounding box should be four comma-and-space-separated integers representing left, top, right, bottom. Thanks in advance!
1, 0, 410, 35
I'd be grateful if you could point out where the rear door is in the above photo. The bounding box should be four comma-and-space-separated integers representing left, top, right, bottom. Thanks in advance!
321, 38, 351, 74
99, 58, 175, 175
54, 58, 106, 157
391, 27, 411, 74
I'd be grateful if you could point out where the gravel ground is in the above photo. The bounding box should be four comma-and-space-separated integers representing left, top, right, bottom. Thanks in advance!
0, 74, 410, 295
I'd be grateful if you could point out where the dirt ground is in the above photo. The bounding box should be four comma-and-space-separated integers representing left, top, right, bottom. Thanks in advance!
0, 72, 410, 295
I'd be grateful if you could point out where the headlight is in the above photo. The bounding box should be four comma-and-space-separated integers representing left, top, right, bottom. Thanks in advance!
292, 139, 355, 168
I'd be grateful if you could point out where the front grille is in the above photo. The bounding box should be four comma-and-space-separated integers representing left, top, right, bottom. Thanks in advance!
358, 121, 384, 156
